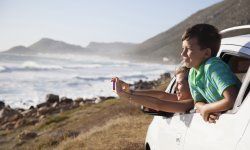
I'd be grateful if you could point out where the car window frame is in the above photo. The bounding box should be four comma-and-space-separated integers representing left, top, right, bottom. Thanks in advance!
219, 51, 250, 114
181, 51, 250, 115
229, 66, 250, 114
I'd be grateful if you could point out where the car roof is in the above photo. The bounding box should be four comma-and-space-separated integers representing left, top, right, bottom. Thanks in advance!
218, 34, 250, 57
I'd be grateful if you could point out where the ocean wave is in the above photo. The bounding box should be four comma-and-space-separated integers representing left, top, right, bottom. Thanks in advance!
64, 64, 102, 69
120, 74, 148, 80
74, 74, 148, 82
0, 66, 6, 72
21, 61, 63, 70
37, 53, 130, 64
0, 61, 63, 72
74, 76, 111, 81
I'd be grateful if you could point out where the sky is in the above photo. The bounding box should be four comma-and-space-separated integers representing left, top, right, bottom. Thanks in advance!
0, 0, 222, 51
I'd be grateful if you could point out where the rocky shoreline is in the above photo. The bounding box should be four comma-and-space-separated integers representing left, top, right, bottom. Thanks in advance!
0, 72, 171, 131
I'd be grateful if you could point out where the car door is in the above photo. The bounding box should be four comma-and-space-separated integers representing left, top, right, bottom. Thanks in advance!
183, 79, 249, 150
155, 77, 192, 150
183, 53, 250, 150
157, 113, 193, 150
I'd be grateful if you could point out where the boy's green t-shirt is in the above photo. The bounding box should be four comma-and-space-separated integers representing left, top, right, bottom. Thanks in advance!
188, 57, 241, 103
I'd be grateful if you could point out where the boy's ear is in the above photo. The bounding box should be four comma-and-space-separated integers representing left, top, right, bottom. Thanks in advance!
204, 48, 212, 58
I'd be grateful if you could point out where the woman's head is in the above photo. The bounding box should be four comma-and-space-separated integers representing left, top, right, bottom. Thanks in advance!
175, 66, 192, 100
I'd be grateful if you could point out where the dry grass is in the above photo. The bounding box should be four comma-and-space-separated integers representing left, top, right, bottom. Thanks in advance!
57, 115, 151, 150
0, 99, 152, 150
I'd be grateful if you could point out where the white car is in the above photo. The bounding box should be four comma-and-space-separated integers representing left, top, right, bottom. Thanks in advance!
144, 25, 250, 150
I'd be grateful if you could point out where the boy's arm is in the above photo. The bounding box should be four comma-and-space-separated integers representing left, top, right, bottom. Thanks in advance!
119, 91, 194, 113
199, 86, 238, 122
117, 78, 178, 101
194, 102, 206, 113
132, 90, 178, 101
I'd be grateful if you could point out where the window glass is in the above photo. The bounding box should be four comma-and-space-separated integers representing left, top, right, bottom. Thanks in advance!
222, 53, 250, 82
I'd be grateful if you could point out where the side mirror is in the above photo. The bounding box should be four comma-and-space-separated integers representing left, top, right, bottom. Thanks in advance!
141, 106, 174, 118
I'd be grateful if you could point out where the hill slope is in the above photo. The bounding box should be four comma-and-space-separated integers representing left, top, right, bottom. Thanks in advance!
0, 99, 152, 150
29, 38, 88, 54
126, 0, 250, 64
3, 38, 136, 58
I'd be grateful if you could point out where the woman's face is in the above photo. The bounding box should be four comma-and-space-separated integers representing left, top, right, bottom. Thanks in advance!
175, 73, 192, 100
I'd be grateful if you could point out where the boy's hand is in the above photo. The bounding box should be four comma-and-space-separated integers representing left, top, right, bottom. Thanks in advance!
119, 80, 130, 93
199, 105, 212, 122
195, 102, 206, 113
111, 77, 123, 93
111, 77, 130, 94
199, 105, 220, 123
208, 113, 220, 123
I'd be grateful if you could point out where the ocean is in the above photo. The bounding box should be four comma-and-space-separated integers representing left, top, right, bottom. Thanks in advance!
0, 53, 176, 108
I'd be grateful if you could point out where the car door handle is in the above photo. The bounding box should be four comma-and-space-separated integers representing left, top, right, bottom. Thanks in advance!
176, 134, 181, 145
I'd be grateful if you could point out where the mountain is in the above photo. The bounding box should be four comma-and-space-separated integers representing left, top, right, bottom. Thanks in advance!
125, 0, 250, 64
3, 38, 89, 55
3, 46, 34, 55
29, 38, 88, 54
3, 38, 136, 58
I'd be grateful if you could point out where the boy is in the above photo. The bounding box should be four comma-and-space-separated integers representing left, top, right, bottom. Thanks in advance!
181, 24, 241, 122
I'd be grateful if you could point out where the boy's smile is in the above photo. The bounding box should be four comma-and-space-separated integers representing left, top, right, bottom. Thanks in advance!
181, 38, 210, 70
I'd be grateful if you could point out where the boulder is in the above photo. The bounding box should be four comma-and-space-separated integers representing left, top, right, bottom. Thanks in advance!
160, 72, 171, 80
21, 109, 37, 118
26, 118, 39, 126
59, 104, 74, 112
29, 106, 35, 110
46, 94, 59, 104
79, 101, 85, 106
60, 97, 73, 104
73, 101, 80, 108
74, 97, 84, 103
98, 96, 116, 103
0, 107, 23, 124
1, 122, 15, 130
37, 107, 57, 116
15, 108, 25, 113
14, 118, 39, 129
39, 115, 46, 121
52, 102, 58, 108
0, 101, 5, 109
37, 102, 48, 109
14, 119, 27, 129
84, 98, 96, 104
18, 131, 37, 141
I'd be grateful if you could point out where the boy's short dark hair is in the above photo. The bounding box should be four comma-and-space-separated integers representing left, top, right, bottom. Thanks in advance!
182, 24, 221, 57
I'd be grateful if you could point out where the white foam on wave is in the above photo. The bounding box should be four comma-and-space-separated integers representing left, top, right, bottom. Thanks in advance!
0, 66, 6, 72
37, 53, 130, 64
21, 61, 63, 70
74, 76, 111, 81
65, 64, 102, 69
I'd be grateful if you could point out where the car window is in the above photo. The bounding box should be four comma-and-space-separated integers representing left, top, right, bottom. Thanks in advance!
233, 67, 250, 111
221, 53, 250, 82
211, 53, 250, 113
221, 52, 250, 112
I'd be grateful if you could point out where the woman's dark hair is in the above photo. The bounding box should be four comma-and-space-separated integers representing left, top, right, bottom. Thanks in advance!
182, 24, 221, 57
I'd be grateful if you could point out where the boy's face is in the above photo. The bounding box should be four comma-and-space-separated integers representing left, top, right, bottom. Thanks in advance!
181, 37, 210, 69
176, 74, 192, 100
